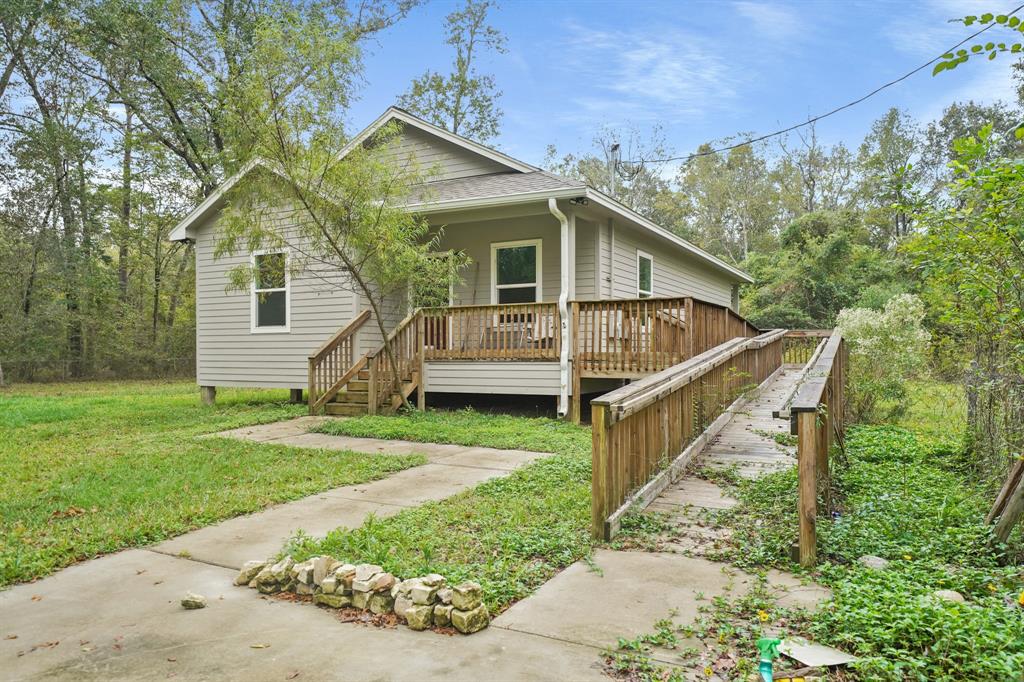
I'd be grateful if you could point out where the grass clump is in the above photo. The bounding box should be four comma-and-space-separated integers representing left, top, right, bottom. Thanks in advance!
313, 407, 590, 455
289, 412, 594, 612
0, 381, 425, 586
713, 425, 1024, 680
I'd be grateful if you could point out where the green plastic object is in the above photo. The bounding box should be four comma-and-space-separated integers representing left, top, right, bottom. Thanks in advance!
756, 638, 782, 682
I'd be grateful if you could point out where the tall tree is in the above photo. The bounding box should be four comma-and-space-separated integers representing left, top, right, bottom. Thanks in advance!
855, 107, 923, 246
775, 124, 855, 218
398, 0, 505, 141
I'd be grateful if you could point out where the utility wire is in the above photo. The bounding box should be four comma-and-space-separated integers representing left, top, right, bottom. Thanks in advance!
626, 5, 1024, 166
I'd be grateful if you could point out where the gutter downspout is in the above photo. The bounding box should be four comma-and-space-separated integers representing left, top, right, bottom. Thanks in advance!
549, 197, 571, 417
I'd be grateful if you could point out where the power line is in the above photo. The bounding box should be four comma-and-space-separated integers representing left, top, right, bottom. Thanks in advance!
626, 5, 1024, 166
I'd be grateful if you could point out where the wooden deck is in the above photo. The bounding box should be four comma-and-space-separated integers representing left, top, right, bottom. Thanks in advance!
645, 367, 802, 555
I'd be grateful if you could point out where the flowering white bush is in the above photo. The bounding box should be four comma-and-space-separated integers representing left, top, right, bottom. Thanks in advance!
837, 294, 930, 422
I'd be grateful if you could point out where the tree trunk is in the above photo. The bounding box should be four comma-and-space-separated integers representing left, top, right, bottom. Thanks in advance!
118, 110, 133, 301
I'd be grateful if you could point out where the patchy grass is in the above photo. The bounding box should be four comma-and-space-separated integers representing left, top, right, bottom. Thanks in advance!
886, 379, 966, 443
0, 381, 425, 587
291, 409, 594, 612
313, 407, 591, 455
703, 425, 1024, 680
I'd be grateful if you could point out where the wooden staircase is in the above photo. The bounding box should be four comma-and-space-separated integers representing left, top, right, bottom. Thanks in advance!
309, 310, 423, 417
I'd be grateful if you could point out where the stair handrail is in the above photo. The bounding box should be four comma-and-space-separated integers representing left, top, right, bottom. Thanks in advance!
364, 309, 422, 413
308, 310, 372, 414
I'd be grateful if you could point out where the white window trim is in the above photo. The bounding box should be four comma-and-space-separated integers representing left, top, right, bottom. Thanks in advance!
490, 238, 542, 304
637, 249, 654, 298
250, 248, 290, 334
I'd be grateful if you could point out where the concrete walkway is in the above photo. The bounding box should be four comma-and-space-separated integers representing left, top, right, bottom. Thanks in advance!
3, 420, 587, 681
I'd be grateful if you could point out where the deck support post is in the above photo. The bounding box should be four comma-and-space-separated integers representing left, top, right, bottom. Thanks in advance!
200, 385, 216, 406
289, 388, 304, 404
797, 410, 818, 567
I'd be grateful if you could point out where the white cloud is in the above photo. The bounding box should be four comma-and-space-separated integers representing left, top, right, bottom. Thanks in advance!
733, 2, 800, 41
554, 22, 742, 126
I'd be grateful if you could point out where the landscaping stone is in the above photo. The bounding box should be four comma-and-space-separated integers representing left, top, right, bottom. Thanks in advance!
314, 593, 352, 609
933, 589, 965, 603
405, 604, 435, 631
267, 556, 294, 584
181, 592, 207, 610
352, 590, 371, 610
437, 587, 453, 605
354, 564, 383, 582
451, 603, 489, 634
433, 604, 454, 628
312, 556, 333, 586
292, 560, 315, 585
296, 582, 315, 596
234, 560, 268, 586
451, 582, 482, 611
421, 574, 446, 587
857, 555, 890, 571
321, 576, 338, 595
368, 592, 395, 615
334, 564, 356, 593
410, 583, 438, 605
367, 572, 396, 592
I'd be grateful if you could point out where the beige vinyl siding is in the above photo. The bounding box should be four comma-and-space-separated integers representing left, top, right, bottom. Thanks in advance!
378, 126, 508, 181
574, 218, 597, 300
194, 208, 357, 389
436, 214, 562, 305
425, 361, 561, 395
606, 222, 735, 307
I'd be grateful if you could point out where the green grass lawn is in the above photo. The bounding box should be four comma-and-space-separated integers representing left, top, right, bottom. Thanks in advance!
295, 409, 594, 611
0, 381, 425, 587
313, 407, 590, 454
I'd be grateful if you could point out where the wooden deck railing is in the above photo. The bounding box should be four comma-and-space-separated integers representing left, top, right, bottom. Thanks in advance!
307, 310, 372, 413
573, 297, 760, 378
789, 330, 846, 567
782, 330, 832, 365
366, 310, 423, 414
589, 329, 786, 540
421, 302, 560, 361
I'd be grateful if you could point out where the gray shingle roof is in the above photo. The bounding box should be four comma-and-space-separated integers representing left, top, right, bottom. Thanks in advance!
410, 171, 585, 205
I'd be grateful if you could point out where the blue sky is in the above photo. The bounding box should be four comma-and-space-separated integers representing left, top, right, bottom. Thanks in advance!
346, 0, 1023, 166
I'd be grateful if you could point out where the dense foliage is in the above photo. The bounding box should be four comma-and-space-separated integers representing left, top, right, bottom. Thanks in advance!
717, 426, 1024, 680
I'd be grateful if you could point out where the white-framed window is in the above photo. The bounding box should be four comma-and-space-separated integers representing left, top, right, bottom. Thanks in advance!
491, 239, 542, 304
637, 250, 654, 299
251, 249, 289, 333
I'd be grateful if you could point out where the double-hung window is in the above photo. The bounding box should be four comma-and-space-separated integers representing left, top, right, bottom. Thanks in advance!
251, 250, 289, 332
637, 250, 654, 299
491, 239, 541, 304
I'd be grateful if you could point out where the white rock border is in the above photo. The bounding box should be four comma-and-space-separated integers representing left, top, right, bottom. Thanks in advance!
237, 556, 490, 635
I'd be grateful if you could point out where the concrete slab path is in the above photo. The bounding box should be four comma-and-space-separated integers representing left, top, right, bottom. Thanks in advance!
156, 419, 548, 569
3, 419, 585, 681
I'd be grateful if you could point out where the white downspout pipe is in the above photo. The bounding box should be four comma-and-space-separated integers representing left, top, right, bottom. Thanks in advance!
549, 197, 571, 417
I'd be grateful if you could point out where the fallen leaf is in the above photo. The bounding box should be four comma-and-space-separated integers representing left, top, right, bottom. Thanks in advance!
136, 569, 147, 575
250, 643, 271, 649
286, 672, 300, 680
167, 657, 177, 662
4, 634, 17, 640
30, 595, 43, 602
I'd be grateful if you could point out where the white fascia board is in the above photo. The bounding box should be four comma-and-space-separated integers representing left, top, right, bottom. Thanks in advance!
337, 107, 538, 174
409, 186, 583, 213
584, 189, 754, 284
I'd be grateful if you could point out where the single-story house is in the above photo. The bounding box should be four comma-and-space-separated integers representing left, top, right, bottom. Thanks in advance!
169, 107, 755, 420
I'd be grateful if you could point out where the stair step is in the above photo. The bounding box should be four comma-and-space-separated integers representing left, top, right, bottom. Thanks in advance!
335, 390, 368, 404
325, 402, 368, 416
348, 380, 369, 391
357, 370, 370, 380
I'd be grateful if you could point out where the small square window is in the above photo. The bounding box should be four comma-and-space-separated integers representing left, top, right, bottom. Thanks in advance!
492, 240, 541, 304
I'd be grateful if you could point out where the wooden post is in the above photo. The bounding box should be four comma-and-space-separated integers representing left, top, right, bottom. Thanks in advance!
592, 403, 610, 540
289, 388, 304, 404
797, 410, 817, 567
200, 385, 216, 406
571, 302, 582, 424
307, 357, 316, 413
368, 361, 378, 416
416, 313, 426, 411
993, 477, 1024, 543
